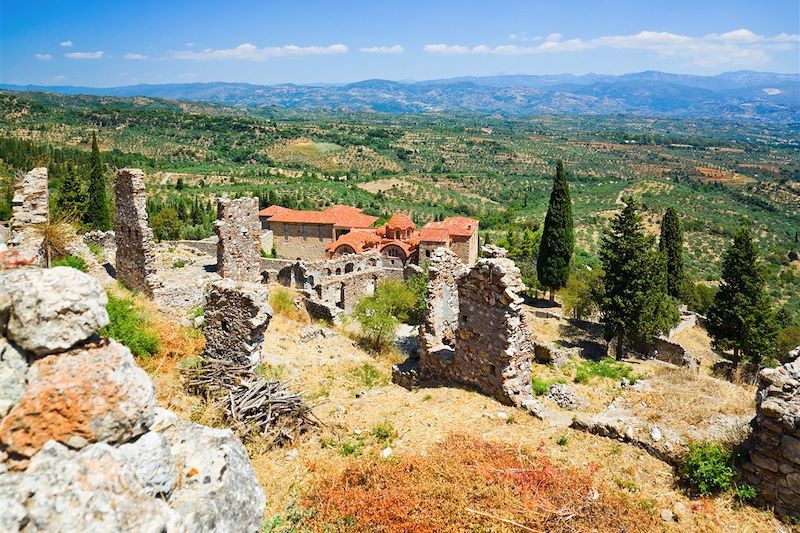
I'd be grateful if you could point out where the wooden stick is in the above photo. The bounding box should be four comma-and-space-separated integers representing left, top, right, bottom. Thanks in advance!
464, 508, 541, 533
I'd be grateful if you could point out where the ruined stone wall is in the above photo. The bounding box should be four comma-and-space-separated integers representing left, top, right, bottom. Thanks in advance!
215, 197, 261, 282
114, 169, 161, 296
9, 167, 48, 263
203, 279, 272, 366
450, 233, 479, 266
743, 358, 800, 517
273, 222, 335, 261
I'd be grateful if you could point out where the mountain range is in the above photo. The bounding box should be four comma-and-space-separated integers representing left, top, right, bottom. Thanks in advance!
2, 71, 798, 121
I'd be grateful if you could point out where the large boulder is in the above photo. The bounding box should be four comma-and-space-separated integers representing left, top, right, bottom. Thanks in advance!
1, 441, 184, 532
116, 430, 177, 497
0, 267, 109, 355
0, 338, 27, 417
153, 408, 266, 533
0, 340, 155, 460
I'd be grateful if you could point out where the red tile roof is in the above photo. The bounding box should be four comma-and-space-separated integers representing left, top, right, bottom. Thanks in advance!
421, 217, 479, 238
418, 227, 450, 243
326, 229, 382, 254
385, 213, 416, 231
259, 204, 378, 228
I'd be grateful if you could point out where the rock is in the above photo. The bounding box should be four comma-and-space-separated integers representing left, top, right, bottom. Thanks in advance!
660, 508, 674, 522
193, 315, 205, 328
0, 337, 27, 417
0, 340, 155, 460
672, 501, 689, 520
496, 410, 509, 421
117, 430, 177, 497
0, 267, 109, 355
650, 426, 663, 442
13, 441, 183, 532
547, 384, 583, 410
152, 408, 266, 533
381, 447, 393, 459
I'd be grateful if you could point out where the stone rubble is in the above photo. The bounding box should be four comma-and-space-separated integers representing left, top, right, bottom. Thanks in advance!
0, 266, 266, 532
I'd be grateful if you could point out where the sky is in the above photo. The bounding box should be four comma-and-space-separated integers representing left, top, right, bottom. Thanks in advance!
1, 0, 798, 87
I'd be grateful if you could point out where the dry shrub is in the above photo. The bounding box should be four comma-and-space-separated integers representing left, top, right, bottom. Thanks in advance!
269, 285, 307, 322
298, 434, 659, 532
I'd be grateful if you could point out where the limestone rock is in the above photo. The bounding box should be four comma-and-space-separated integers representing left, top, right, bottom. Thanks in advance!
547, 384, 582, 410
117, 430, 177, 497
152, 408, 266, 533
0, 338, 27, 417
0, 267, 109, 355
0, 340, 155, 460
11, 441, 184, 532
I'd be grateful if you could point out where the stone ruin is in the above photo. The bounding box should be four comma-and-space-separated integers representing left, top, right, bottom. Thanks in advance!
394, 247, 539, 409
114, 169, 161, 296
743, 357, 800, 517
203, 278, 272, 366
0, 266, 265, 531
8, 168, 48, 264
215, 197, 261, 282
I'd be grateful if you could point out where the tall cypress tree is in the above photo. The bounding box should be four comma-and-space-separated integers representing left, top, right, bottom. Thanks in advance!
537, 160, 574, 300
56, 162, 86, 220
659, 207, 685, 300
707, 226, 777, 365
597, 197, 679, 359
85, 132, 111, 230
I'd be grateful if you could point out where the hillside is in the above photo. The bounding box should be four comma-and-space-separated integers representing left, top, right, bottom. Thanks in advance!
2, 70, 798, 121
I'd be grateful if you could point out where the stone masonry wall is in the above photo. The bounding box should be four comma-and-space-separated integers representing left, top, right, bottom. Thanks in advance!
9, 167, 48, 263
215, 197, 261, 282
203, 279, 272, 366
114, 169, 161, 296
742, 357, 800, 517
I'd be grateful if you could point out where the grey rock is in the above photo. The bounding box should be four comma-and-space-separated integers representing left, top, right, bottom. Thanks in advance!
673, 501, 689, 520
152, 408, 266, 533
650, 425, 662, 442
17, 441, 184, 532
660, 508, 674, 522
0, 267, 109, 355
117, 430, 177, 497
0, 337, 27, 417
547, 384, 583, 410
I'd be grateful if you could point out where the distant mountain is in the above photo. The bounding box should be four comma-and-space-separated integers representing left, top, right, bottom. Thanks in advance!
2, 71, 798, 121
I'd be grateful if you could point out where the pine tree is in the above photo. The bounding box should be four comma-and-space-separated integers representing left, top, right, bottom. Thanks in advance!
537, 160, 574, 300
707, 226, 778, 366
56, 162, 86, 219
597, 197, 679, 359
85, 132, 111, 230
659, 207, 686, 300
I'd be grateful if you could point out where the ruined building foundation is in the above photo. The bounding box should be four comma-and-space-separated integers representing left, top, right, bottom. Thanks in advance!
743, 357, 800, 517
9, 167, 49, 263
114, 169, 161, 296
215, 197, 261, 282
203, 279, 272, 366
394, 247, 539, 409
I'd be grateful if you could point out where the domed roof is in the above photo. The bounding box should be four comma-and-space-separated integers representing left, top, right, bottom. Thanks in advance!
385, 213, 416, 231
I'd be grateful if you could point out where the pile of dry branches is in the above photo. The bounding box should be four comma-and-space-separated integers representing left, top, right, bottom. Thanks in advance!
183, 356, 319, 446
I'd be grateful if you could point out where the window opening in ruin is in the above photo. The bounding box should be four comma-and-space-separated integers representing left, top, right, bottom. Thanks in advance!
345, 263, 354, 273
338, 282, 346, 309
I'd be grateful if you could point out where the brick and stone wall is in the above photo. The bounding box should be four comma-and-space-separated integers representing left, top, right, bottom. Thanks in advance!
273, 222, 335, 261
203, 279, 272, 366
114, 169, 161, 296
742, 357, 800, 517
215, 197, 261, 282
450, 233, 479, 266
9, 167, 49, 263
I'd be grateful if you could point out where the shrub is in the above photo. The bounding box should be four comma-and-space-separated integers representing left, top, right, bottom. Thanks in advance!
347, 362, 389, 390
172, 259, 187, 268
735, 483, 757, 504
679, 441, 736, 496
353, 280, 419, 351
574, 358, 633, 384
532, 377, 551, 396
51, 254, 87, 272
100, 293, 160, 357
88, 243, 103, 256
370, 420, 397, 445
561, 267, 600, 320
269, 287, 301, 321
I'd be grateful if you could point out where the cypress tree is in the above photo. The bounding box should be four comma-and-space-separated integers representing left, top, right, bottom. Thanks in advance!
85, 132, 111, 230
56, 162, 86, 220
597, 197, 679, 359
537, 160, 574, 300
659, 207, 686, 300
707, 226, 778, 366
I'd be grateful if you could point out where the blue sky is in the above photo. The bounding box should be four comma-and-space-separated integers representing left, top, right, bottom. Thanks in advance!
1, 0, 798, 86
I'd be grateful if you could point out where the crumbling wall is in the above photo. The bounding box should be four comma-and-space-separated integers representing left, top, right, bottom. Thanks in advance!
215, 197, 261, 282
742, 358, 800, 517
9, 167, 48, 263
114, 169, 161, 296
203, 279, 272, 366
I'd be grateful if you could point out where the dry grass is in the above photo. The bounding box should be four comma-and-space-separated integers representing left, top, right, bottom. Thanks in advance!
268, 285, 309, 323
294, 433, 660, 533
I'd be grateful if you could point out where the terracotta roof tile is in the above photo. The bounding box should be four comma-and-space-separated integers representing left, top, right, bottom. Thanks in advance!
261, 204, 378, 228
418, 227, 450, 242
421, 217, 479, 238
326, 229, 382, 253
386, 213, 416, 231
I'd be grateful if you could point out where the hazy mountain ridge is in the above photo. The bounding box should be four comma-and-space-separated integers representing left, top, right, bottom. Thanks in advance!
2, 71, 798, 120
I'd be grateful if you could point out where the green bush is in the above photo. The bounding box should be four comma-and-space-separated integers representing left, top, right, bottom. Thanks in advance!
51, 254, 87, 272
347, 362, 389, 389
679, 441, 736, 496
100, 293, 160, 358
370, 420, 397, 445
574, 358, 633, 384
735, 483, 757, 504
531, 377, 551, 396
353, 279, 419, 351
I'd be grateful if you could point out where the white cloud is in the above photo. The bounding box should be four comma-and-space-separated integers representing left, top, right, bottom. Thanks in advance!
65, 51, 104, 59
423, 29, 800, 67
124, 53, 148, 60
359, 45, 404, 54
173, 43, 348, 60
59, 40, 73, 47
34, 53, 52, 60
